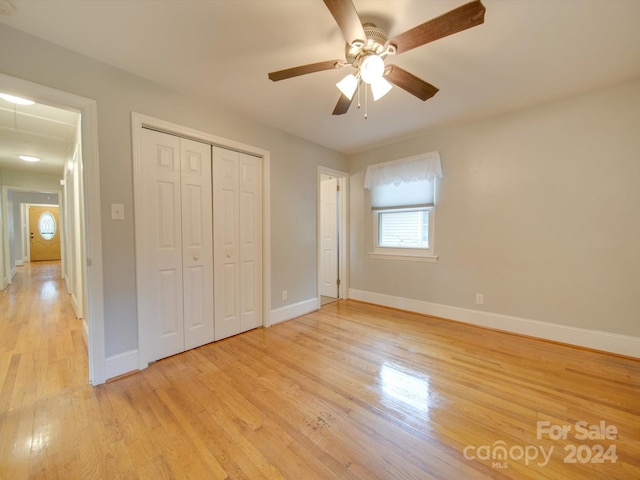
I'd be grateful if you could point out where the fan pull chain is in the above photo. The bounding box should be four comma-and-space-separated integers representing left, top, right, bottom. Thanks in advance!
364, 84, 368, 119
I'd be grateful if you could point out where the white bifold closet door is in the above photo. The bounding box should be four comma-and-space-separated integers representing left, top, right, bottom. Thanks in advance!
140, 128, 214, 361
212, 146, 262, 340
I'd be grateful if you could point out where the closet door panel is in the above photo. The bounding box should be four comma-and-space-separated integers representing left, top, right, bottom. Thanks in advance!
158, 269, 181, 338
181, 138, 214, 350
213, 146, 241, 340
140, 129, 184, 360
239, 154, 262, 331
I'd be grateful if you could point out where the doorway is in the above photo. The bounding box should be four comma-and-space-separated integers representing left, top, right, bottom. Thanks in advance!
0, 73, 104, 384
318, 167, 348, 306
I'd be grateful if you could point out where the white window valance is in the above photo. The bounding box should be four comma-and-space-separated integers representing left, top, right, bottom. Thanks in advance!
364, 151, 443, 190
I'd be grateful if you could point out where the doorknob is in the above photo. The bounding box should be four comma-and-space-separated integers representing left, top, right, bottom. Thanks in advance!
193, 255, 199, 261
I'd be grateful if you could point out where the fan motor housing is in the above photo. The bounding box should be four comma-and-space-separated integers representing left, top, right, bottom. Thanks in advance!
345, 23, 388, 64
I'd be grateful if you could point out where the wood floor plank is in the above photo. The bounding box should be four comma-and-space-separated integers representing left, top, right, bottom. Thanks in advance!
1, 261, 639, 479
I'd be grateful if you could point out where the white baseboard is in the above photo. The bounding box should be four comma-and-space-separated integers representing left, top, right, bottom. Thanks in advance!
71, 293, 83, 320
349, 289, 640, 359
105, 349, 139, 380
270, 297, 319, 326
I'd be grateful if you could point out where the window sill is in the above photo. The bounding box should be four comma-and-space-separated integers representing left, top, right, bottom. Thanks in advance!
368, 252, 438, 263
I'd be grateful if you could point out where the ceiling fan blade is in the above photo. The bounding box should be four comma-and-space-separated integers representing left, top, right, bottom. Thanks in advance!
268, 60, 341, 82
389, 0, 486, 54
385, 65, 439, 101
332, 93, 354, 115
323, 0, 366, 46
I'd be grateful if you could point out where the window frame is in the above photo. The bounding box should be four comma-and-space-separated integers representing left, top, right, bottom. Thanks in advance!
364, 151, 442, 262
371, 205, 437, 261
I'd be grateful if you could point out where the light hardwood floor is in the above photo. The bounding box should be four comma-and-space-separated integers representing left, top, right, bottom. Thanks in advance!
1, 261, 639, 479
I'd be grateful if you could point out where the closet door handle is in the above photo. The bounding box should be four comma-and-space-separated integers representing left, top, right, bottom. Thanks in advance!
193, 255, 199, 261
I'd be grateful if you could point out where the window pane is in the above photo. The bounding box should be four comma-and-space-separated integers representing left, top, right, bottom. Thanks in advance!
378, 210, 429, 248
38, 212, 56, 240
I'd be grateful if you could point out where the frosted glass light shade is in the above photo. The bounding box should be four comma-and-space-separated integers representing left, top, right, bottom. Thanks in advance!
336, 74, 358, 100
371, 77, 392, 101
360, 55, 384, 84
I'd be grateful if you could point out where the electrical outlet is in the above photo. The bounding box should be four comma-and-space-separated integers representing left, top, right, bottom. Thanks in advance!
282, 290, 287, 301
476, 293, 484, 305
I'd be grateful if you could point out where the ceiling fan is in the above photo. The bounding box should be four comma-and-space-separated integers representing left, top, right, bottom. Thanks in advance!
268, 0, 486, 116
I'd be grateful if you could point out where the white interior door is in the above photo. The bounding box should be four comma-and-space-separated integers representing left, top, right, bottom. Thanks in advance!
140, 129, 213, 360
320, 176, 338, 298
213, 146, 262, 340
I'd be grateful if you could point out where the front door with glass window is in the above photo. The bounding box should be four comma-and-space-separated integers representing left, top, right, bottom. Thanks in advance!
29, 206, 61, 261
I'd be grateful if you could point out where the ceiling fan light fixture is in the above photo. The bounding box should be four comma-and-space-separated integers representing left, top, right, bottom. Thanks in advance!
371, 77, 392, 101
268, 0, 486, 116
336, 73, 359, 100
360, 55, 384, 85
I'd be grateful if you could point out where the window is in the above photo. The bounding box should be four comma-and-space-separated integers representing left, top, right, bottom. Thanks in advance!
38, 212, 56, 240
378, 208, 430, 249
365, 152, 442, 261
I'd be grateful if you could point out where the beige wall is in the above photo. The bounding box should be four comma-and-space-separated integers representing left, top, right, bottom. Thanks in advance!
349, 79, 640, 338
1, 168, 62, 190
0, 25, 347, 358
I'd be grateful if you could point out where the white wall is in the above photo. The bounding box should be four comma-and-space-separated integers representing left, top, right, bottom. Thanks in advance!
62, 138, 85, 319
0, 24, 347, 359
349, 79, 640, 344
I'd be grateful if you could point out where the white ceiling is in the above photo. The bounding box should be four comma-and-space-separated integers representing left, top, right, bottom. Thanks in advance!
1, 0, 640, 160
0, 99, 79, 174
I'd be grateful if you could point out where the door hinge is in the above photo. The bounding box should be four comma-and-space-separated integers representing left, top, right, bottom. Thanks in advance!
337, 279, 341, 286
336, 184, 340, 192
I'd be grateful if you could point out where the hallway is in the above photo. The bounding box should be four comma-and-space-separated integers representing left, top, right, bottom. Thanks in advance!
0, 261, 89, 477
0, 261, 88, 398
